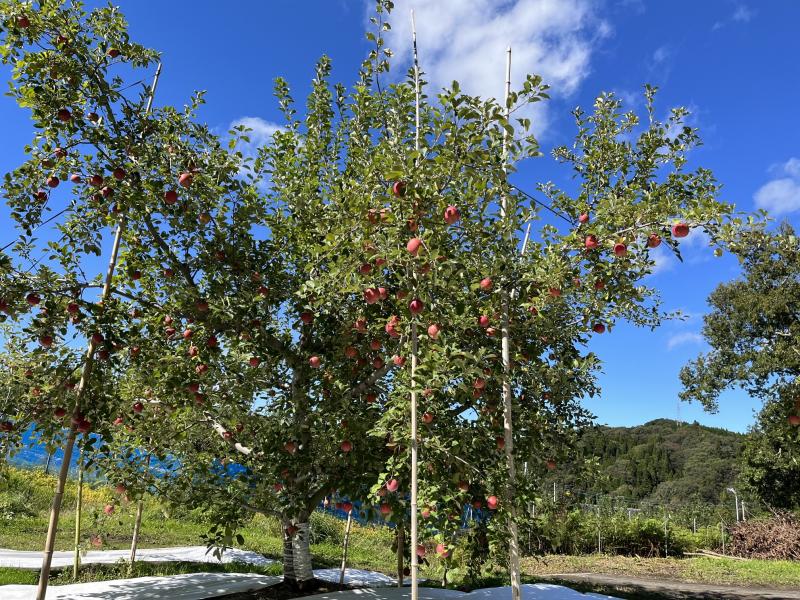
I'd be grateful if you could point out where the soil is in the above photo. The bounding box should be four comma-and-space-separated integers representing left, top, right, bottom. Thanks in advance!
215, 578, 353, 600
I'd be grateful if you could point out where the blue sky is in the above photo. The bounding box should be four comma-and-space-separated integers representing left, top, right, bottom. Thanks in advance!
1, 1, 798, 433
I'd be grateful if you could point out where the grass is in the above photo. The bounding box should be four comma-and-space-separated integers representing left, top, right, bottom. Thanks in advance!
521, 554, 800, 588
2, 466, 800, 595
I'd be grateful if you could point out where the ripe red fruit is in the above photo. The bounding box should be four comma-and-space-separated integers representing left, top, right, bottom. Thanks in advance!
354, 318, 368, 333
592, 323, 606, 334
474, 378, 486, 390
164, 190, 178, 205
17, 15, 30, 28
309, 355, 322, 368
480, 277, 493, 291
409, 299, 424, 314
369, 339, 382, 351
249, 357, 261, 368
195, 363, 209, 375
372, 357, 385, 369
422, 412, 434, 424
187, 382, 200, 393
103, 504, 115, 515
578, 213, 589, 224
223, 431, 233, 440
0, 420, 14, 433
77, 419, 92, 433
130, 346, 141, 357
364, 287, 380, 304
366, 393, 378, 404
458, 481, 469, 492
196, 300, 209, 312
340, 440, 353, 453
427, 324, 440, 339
392, 181, 406, 197
89, 174, 104, 187
341, 501, 353, 512
421, 507, 432, 519
284, 441, 298, 454
386, 478, 399, 493
132, 402, 144, 414
613, 243, 627, 257
594, 280, 605, 290
443, 205, 460, 225
87, 112, 100, 123
392, 355, 406, 366
436, 543, 450, 558
345, 346, 358, 359
39, 335, 53, 347
672, 222, 690, 238
54, 407, 67, 418
114, 484, 127, 495
300, 311, 314, 324
546, 459, 557, 470
478, 315, 490, 328
789, 415, 800, 426
163, 268, 174, 278
178, 172, 193, 188
188, 346, 199, 357
548, 287, 561, 298
69, 173, 81, 184
26, 293, 41, 306
183, 329, 193, 340
67, 302, 79, 314
100, 186, 113, 198
359, 263, 373, 275
206, 336, 218, 348
111, 167, 126, 181
46, 176, 59, 188
380, 503, 392, 515
584, 235, 598, 250
406, 238, 422, 256
496, 437, 505, 450
485, 327, 497, 337
57, 108, 72, 122
487, 495, 499, 510
647, 234, 662, 248
91, 332, 104, 345
107, 48, 120, 58
258, 285, 270, 297
130, 270, 141, 281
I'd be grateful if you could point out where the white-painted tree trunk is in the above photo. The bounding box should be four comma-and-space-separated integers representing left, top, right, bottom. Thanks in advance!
283, 521, 314, 588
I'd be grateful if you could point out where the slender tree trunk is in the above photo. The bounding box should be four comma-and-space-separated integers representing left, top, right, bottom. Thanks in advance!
129, 454, 151, 568
338, 509, 353, 586
35, 63, 161, 600
283, 520, 314, 589
409, 12, 421, 600
44, 451, 53, 475
73, 447, 84, 580
396, 522, 405, 587
500, 47, 522, 600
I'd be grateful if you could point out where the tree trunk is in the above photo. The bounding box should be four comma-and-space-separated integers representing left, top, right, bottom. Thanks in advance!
73, 449, 84, 580
283, 520, 314, 589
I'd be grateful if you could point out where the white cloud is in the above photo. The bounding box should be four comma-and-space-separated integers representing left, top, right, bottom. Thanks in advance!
651, 45, 672, 66
667, 331, 704, 350
754, 157, 800, 216
754, 178, 800, 216
648, 244, 674, 276
230, 117, 282, 153
379, 0, 609, 135
732, 4, 755, 23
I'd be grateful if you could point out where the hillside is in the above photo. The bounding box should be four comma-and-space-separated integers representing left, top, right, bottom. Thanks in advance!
547, 419, 745, 508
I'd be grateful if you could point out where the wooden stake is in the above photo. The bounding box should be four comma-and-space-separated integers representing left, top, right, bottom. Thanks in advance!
410, 10, 421, 600
73, 446, 84, 580
35, 63, 162, 600
396, 522, 405, 587
338, 508, 353, 586
129, 453, 152, 567
500, 46, 522, 600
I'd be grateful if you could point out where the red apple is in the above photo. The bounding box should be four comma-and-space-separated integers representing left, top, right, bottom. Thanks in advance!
379, 503, 392, 515
26, 293, 41, 306
112, 167, 126, 181
69, 173, 81, 184
487, 495, 499, 510
340, 440, 353, 453
613, 243, 627, 257
578, 213, 589, 224
91, 332, 104, 345
592, 323, 606, 334
87, 112, 100, 123
458, 481, 469, 492
163, 268, 174, 278
789, 415, 800, 426
364, 287, 380, 304
195, 363, 209, 375
284, 441, 298, 454
584, 235, 598, 250
196, 300, 209, 312
164, 190, 178, 205
409, 299, 424, 315
672, 222, 690, 238
54, 407, 67, 418
594, 280, 605, 290
647, 233, 662, 248
103, 504, 115, 515
183, 328, 193, 340
359, 263, 373, 275
436, 543, 450, 558
67, 302, 79, 314
16, 15, 30, 28
178, 172, 193, 188
57, 108, 72, 122
130, 346, 141, 357
392, 355, 406, 366
478, 315, 490, 328
89, 174, 103, 187
386, 478, 399, 493
309, 355, 322, 368
366, 393, 378, 404
480, 277, 493, 291
422, 412, 434, 424
132, 402, 144, 414
300, 311, 314, 324
187, 382, 200, 393
406, 238, 422, 256
46, 176, 59, 188
39, 335, 53, 347
427, 323, 440, 339
443, 205, 460, 225
546, 459, 557, 470
107, 48, 120, 58
249, 357, 261, 368
392, 181, 406, 197
114, 484, 127, 495
206, 336, 218, 348
0, 421, 14, 433
474, 378, 486, 390
345, 346, 358, 359
372, 357, 385, 369
548, 287, 561, 298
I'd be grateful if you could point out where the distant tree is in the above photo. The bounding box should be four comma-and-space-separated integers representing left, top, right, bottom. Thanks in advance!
681, 224, 800, 508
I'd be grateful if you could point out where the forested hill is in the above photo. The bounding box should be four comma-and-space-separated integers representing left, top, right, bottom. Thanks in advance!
550, 419, 746, 508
